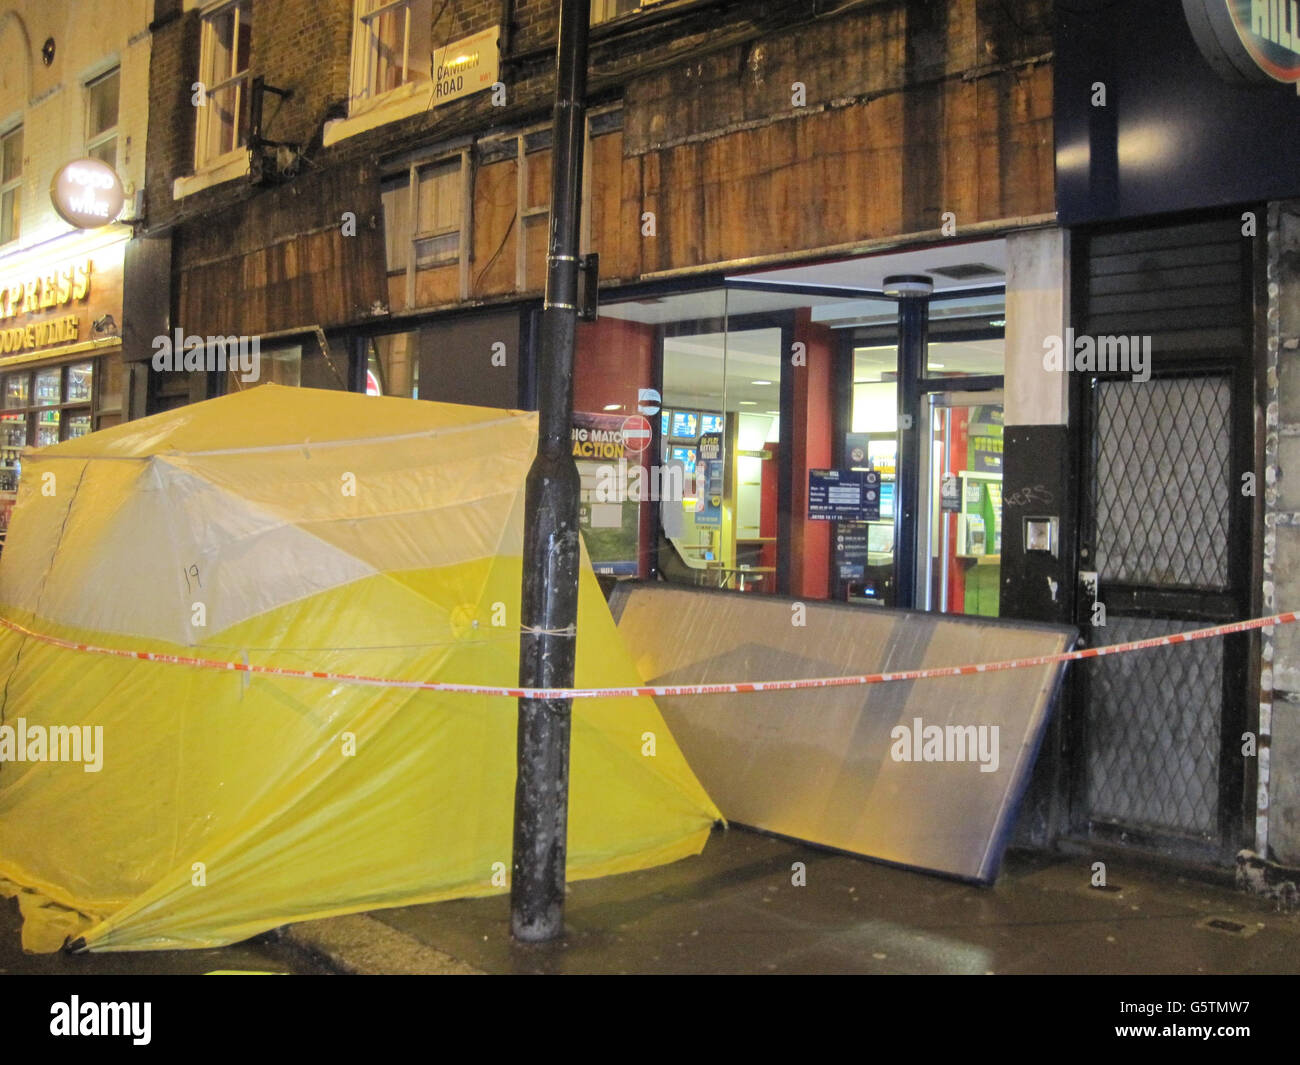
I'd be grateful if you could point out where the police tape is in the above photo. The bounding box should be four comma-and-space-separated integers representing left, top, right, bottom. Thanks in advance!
0, 610, 1294, 701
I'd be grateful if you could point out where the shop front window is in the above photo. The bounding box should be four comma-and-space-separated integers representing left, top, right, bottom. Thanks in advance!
660, 311, 783, 595
574, 268, 1007, 604
574, 289, 728, 582
0, 361, 95, 534
226, 340, 352, 393
577, 284, 864, 593
365, 331, 418, 397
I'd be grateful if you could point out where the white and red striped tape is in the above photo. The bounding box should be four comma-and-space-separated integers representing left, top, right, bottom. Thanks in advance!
0, 611, 1293, 701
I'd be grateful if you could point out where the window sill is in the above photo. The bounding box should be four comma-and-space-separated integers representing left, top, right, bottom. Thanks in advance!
172, 149, 251, 201
323, 82, 433, 148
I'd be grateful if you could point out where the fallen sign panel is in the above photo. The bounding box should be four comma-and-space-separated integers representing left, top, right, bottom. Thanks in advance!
610, 585, 1076, 883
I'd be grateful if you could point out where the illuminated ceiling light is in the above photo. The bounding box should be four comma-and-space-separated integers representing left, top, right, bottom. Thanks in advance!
739, 400, 757, 405
602, 403, 621, 411
990, 319, 1006, 326
751, 379, 772, 385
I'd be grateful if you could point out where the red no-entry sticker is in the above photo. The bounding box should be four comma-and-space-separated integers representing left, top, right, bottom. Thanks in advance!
621, 414, 652, 454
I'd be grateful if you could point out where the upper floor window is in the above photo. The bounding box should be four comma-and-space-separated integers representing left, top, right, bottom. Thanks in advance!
381, 154, 464, 273
351, 0, 432, 107
592, 0, 670, 24
196, 0, 252, 169
86, 68, 121, 170
0, 127, 21, 247
380, 149, 470, 305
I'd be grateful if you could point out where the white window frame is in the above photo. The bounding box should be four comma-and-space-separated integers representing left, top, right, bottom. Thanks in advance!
0, 125, 21, 248
195, 0, 252, 172
591, 0, 673, 26
350, 0, 430, 112
85, 67, 121, 169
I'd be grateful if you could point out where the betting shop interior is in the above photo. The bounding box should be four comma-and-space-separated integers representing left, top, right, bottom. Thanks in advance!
570, 239, 1007, 616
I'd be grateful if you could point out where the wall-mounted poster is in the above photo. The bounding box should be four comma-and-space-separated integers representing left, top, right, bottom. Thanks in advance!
694, 432, 723, 528
572, 411, 642, 575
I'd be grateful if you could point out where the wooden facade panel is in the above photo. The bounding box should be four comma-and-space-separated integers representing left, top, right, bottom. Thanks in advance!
637, 153, 661, 276
942, 80, 980, 229
588, 132, 635, 283
615, 150, 644, 284
620, 62, 1048, 275
526, 149, 552, 210
1029, 65, 1056, 216
472, 157, 519, 299
974, 75, 1005, 224
177, 160, 385, 337
524, 215, 549, 292
413, 264, 460, 307
165, 4, 1055, 344
386, 273, 405, 310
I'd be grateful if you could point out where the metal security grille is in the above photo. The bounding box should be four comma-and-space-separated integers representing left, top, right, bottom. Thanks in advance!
1071, 212, 1253, 863
1093, 376, 1231, 589
1085, 617, 1222, 837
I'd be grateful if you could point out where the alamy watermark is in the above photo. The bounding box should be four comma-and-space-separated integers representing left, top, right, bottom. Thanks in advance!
0, 719, 103, 772
50, 997, 150, 1045
592, 459, 706, 504
889, 717, 999, 773
152, 328, 261, 383
1042, 329, 1151, 383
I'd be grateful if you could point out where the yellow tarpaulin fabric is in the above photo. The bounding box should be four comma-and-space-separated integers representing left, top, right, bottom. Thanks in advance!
0, 385, 721, 952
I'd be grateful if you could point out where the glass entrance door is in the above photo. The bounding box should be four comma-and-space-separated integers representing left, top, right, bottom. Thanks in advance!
917, 391, 1004, 615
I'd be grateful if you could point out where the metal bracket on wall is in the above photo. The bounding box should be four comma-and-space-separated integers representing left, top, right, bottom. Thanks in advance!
578, 253, 600, 322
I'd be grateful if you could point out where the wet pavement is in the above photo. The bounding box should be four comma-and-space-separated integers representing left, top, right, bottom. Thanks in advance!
361, 826, 1300, 974
4, 824, 1296, 975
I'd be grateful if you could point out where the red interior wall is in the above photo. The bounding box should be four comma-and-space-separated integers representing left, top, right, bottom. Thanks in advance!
574, 317, 657, 579
791, 309, 833, 599
574, 316, 655, 414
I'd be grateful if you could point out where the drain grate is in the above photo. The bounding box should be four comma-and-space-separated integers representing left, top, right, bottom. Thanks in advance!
1197, 915, 1259, 938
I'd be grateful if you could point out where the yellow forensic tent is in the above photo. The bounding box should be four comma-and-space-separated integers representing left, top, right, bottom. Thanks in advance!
0, 384, 720, 952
